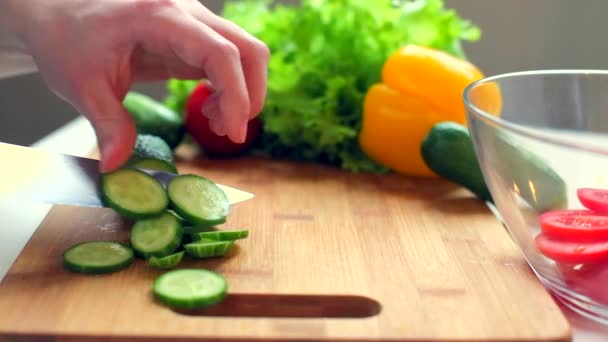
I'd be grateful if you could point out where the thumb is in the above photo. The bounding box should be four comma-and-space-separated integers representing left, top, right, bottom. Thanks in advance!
81, 91, 137, 173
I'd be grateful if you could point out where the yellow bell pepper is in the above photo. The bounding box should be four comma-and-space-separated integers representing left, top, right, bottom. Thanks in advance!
359, 45, 501, 178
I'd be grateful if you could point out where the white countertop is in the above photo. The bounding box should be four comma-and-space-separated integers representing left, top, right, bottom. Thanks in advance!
2, 115, 608, 341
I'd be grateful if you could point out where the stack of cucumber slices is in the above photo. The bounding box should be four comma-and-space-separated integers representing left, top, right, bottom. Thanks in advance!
62, 134, 248, 309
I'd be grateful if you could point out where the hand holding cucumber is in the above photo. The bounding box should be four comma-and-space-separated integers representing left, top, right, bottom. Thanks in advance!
0, 0, 270, 172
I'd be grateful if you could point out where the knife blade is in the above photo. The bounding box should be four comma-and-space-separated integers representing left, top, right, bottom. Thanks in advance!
0, 142, 254, 207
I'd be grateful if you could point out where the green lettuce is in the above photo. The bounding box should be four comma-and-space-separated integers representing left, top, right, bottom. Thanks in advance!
165, 0, 481, 172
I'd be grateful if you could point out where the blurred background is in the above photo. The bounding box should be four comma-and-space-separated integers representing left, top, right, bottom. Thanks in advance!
1, 0, 608, 146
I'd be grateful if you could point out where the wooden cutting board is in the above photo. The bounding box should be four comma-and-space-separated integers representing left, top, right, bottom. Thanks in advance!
0, 147, 571, 341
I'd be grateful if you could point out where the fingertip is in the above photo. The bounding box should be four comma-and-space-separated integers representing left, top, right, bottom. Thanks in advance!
98, 120, 137, 173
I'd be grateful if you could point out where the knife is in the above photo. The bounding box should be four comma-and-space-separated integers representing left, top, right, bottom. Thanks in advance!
0, 142, 254, 207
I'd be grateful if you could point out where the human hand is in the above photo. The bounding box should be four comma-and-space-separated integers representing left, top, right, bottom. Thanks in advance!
0, 0, 269, 172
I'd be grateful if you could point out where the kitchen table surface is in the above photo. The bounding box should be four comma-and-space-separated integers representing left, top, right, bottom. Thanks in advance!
2, 116, 608, 342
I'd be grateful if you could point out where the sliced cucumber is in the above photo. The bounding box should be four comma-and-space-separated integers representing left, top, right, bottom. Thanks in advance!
132, 158, 178, 174
63, 241, 134, 274
153, 269, 227, 309
184, 240, 234, 259
101, 168, 168, 219
148, 251, 185, 269
191, 230, 249, 242
131, 212, 183, 258
167, 175, 230, 225
183, 225, 215, 235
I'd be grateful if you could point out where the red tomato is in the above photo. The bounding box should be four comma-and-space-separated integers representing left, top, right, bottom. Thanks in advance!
535, 232, 608, 264
185, 81, 262, 157
578, 188, 608, 214
540, 209, 608, 241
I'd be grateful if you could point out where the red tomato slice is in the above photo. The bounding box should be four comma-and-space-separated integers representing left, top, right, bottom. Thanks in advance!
535, 233, 608, 264
540, 209, 608, 241
578, 188, 608, 214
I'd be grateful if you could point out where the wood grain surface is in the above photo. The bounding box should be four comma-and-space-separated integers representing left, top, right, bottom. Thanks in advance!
0, 148, 571, 341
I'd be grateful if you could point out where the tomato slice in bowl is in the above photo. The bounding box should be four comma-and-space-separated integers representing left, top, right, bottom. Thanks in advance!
540, 209, 608, 241
535, 233, 608, 264
578, 188, 608, 214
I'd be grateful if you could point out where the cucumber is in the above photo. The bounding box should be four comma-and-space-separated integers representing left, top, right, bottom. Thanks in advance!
421, 121, 492, 202
123, 92, 185, 148
131, 212, 183, 258
129, 134, 178, 174
191, 230, 249, 242
63, 241, 134, 274
167, 175, 230, 226
153, 269, 227, 309
149, 251, 185, 269
101, 168, 169, 219
490, 130, 567, 211
184, 240, 234, 258
183, 225, 215, 235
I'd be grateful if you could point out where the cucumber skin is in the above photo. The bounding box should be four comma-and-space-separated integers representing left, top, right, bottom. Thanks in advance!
63, 241, 135, 275
167, 175, 229, 226
123, 92, 186, 149
100, 169, 169, 220
191, 230, 249, 242
421, 122, 493, 202
128, 134, 178, 174
131, 213, 184, 259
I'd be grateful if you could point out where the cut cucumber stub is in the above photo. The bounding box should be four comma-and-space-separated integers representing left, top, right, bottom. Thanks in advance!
63, 241, 134, 274
153, 269, 227, 309
167, 175, 230, 226
101, 168, 168, 219
131, 212, 183, 258
148, 251, 185, 269
191, 230, 249, 242
184, 240, 234, 259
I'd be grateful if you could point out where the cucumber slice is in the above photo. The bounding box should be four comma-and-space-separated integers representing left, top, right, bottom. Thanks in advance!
184, 241, 234, 259
101, 168, 168, 219
63, 241, 134, 274
132, 158, 178, 174
191, 230, 249, 242
153, 269, 227, 309
183, 225, 214, 235
167, 175, 230, 225
131, 212, 183, 258
148, 251, 185, 269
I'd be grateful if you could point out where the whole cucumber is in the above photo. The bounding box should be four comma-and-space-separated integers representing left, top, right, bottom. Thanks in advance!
421, 121, 492, 202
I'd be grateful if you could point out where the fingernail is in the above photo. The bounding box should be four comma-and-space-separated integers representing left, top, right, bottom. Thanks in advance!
238, 122, 248, 143
201, 93, 221, 120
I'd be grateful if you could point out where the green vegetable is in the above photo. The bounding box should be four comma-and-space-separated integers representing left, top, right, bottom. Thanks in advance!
165, 0, 480, 173
167, 175, 230, 226
63, 241, 134, 274
101, 168, 169, 220
148, 251, 185, 269
153, 269, 228, 309
421, 121, 492, 202
131, 212, 183, 258
129, 134, 178, 174
191, 230, 249, 242
123, 92, 186, 148
184, 241, 234, 259
490, 130, 568, 211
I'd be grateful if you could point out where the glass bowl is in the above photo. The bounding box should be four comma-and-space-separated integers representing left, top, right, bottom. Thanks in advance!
464, 70, 608, 325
